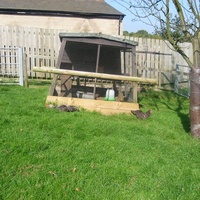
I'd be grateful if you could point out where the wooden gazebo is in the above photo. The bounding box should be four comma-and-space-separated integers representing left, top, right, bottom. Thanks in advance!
34, 33, 157, 114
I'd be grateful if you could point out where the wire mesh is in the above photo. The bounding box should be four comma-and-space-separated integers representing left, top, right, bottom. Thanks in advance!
174, 64, 190, 97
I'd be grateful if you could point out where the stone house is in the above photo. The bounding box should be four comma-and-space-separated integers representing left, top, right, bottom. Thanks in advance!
0, 0, 125, 35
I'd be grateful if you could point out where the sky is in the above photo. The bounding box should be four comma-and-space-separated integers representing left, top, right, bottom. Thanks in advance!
105, 0, 155, 34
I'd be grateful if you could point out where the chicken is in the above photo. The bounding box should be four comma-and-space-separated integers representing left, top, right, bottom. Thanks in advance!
56, 105, 79, 112
65, 105, 79, 112
131, 109, 152, 119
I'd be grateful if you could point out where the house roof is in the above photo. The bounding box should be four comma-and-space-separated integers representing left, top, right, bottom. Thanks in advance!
0, 0, 124, 18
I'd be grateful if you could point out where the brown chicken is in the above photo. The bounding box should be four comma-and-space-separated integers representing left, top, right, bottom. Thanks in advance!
131, 109, 152, 119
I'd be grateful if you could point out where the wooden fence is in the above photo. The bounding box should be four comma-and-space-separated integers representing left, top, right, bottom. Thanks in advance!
0, 26, 63, 79
0, 26, 193, 86
123, 36, 192, 87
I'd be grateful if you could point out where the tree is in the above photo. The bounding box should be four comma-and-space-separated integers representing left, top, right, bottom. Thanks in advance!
155, 15, 185, 41
123, 30, 160, 38
114, 0, 200, 138
123, 30, 129, 36
135, 30, 150, 37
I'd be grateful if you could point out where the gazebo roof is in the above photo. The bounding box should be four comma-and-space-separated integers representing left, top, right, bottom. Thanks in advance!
59, 33, 138, 48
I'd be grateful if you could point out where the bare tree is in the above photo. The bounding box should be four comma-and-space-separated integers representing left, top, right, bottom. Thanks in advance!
114, 0, 200, 138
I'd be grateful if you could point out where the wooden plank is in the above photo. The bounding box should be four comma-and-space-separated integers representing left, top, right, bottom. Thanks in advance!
131, 47, 137, 103
50, 29, 55, 79
33, 67, 158, 84
34, 28, 41, 78
46, 96, 139, 115
23, 27, 31, 78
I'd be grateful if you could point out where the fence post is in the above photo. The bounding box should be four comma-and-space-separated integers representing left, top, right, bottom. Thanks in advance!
18, 47, 24, 86
23, 52, 29, 88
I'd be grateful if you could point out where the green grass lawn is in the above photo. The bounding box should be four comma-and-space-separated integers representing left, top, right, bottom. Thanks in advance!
0, 84, 200, 200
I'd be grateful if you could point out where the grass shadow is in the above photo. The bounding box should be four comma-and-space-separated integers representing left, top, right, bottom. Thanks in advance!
160, 91, 190, 133
138, 89, 190, 133
171, 96, 190, 133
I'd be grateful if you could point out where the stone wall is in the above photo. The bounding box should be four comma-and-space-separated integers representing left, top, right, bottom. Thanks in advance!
0, 14, 123, 36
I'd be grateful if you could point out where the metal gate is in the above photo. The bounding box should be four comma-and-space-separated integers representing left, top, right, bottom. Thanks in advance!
174, 64, 190, 97
0, 47, 24, 86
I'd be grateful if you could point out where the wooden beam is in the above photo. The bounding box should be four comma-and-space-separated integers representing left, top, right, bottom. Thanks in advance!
48, 38, 67, 95
33, 67, 157, 84
46, 96, 139, 115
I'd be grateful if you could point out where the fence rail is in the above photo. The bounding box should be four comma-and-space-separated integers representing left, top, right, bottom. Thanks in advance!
0, 25, 193, 87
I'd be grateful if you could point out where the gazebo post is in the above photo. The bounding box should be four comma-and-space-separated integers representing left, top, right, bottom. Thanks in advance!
123, 49, 128, 98
93, 44, 101, 99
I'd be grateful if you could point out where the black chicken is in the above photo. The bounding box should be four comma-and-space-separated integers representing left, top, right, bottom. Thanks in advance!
131, 109, 152, 119
66, 105, 79, 112
56, 105, 79, 112
56, 105, 68, 111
